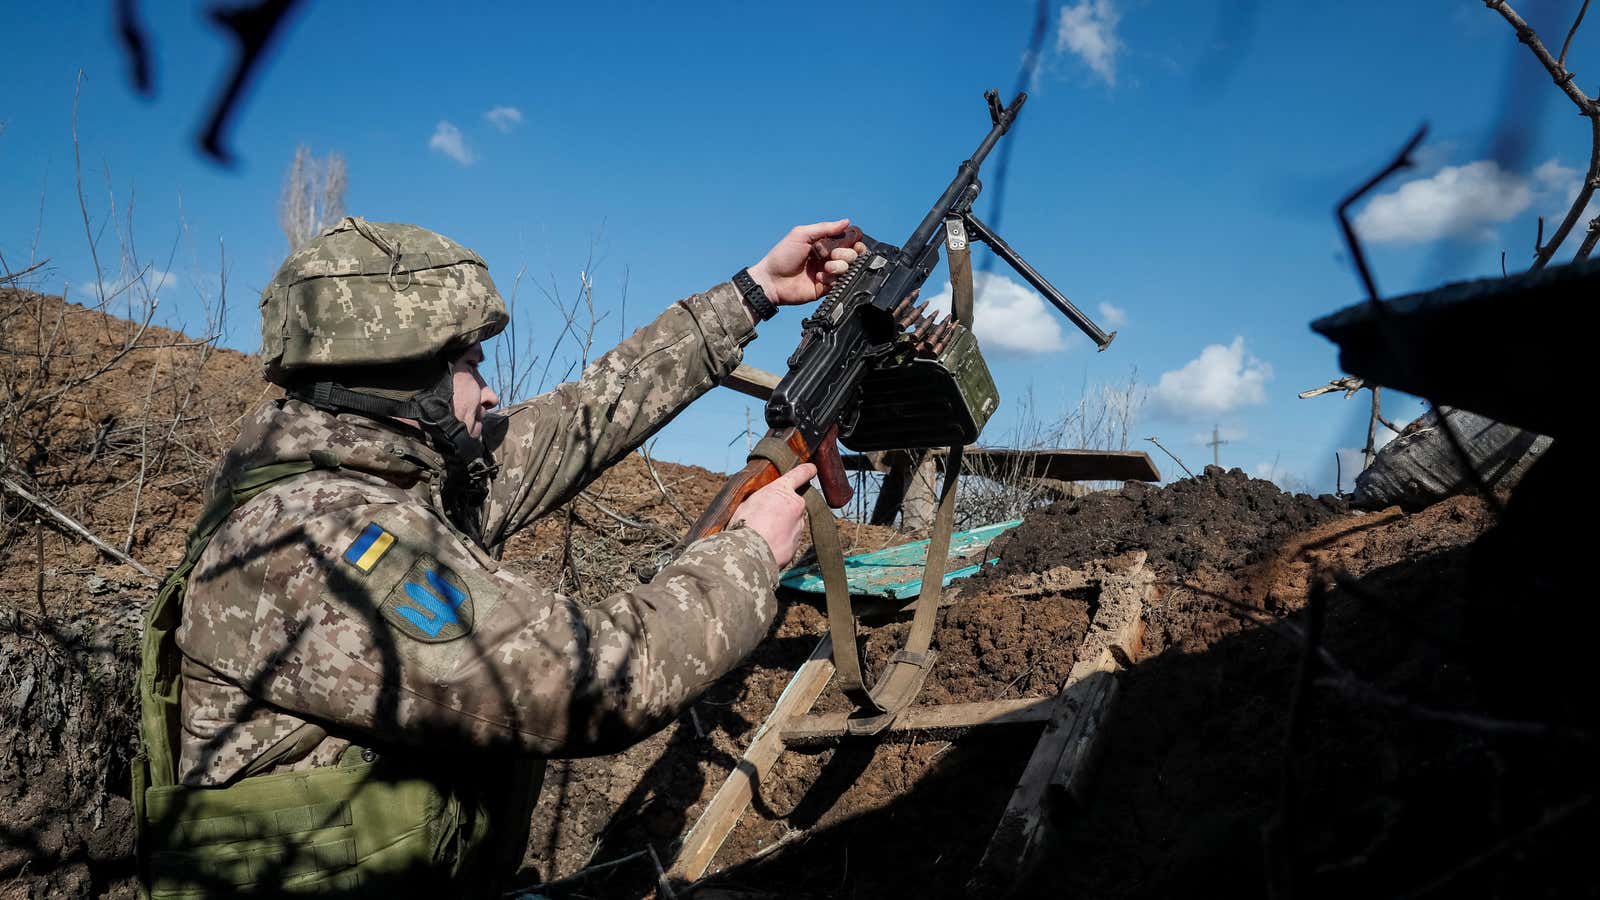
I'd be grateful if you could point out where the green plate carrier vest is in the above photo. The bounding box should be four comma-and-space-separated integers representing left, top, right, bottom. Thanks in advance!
134, 459, 540, 897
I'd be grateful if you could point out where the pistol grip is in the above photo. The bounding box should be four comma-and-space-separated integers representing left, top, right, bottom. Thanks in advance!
812, 426, 854, 509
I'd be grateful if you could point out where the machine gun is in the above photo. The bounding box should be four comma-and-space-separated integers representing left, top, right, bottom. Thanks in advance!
685, 89, 1115, 545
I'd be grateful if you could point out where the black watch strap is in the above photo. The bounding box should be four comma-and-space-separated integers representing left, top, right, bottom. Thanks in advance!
733, 268, 778, 321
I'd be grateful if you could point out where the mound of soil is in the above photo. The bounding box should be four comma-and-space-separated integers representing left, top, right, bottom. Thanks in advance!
980, 464, 1348, 581
693, 466, 1590, 899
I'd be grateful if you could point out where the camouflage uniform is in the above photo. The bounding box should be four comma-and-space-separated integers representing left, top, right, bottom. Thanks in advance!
176, 279, 775, 787
134, 218, 787, 895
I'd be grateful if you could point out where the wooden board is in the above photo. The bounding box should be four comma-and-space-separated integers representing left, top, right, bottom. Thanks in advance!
781, 697, 1056, 748
969, 554, 1151, 894
842, 447, 1161, 483
667, 635, 834, 884
1310, 257, 1595, 441
721, 363, 780, 401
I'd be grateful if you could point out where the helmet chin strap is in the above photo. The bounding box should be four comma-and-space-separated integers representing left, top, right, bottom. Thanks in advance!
292, 366, 485, 465
292, 366, 495, 545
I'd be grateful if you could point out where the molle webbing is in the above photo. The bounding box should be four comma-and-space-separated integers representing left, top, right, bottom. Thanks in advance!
134, 453, 537, 896
135, 457, 341, 896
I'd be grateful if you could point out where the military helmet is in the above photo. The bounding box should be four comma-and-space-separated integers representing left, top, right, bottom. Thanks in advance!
260, 217, 509, 384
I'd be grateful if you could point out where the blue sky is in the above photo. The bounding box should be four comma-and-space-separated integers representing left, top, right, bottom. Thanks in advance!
1, 1, 1585, 491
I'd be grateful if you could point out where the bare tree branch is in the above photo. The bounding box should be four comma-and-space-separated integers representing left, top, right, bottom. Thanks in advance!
1146, 436, 1195, 480
639, 442, 693, 527
0, 259, 50, 287
1486, 0, 1600, 267
1560, 0, 1592, 71
1576, 217, 1600, 259
0, 470, 154, 577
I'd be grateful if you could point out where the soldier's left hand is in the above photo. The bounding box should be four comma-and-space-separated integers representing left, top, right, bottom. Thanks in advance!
747, 219, 869, 306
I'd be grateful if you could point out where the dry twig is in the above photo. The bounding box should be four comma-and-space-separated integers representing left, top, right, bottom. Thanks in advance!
639, 442, 693, 527
0, 471, 154, 577
1486, 0, 1600, 267
1145, 436, 1196, 479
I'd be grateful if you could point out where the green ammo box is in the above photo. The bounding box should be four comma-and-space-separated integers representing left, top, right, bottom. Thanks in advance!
840, 323, 999, 452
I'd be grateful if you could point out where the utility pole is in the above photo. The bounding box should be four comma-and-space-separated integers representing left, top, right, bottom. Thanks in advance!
1206, 425, 1228, 467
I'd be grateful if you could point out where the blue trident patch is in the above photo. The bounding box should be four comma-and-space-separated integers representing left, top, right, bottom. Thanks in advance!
398, 569, 467, 638
382, 560, 473, 642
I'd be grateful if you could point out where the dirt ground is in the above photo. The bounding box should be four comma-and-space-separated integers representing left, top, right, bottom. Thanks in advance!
3, 291, 1588, 898
516, 465, 1589, 899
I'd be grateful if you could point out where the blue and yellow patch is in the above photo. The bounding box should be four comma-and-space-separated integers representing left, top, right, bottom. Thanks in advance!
380, 558, 474, 643
342, 522, 396, 574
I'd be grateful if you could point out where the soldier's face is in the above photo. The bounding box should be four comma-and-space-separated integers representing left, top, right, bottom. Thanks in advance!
450, 343, 499, 437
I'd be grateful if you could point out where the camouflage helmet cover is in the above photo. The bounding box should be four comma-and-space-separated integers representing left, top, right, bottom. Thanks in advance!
260, 217, 509, 383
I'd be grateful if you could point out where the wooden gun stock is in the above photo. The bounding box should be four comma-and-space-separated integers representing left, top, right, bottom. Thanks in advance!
684, 425, 852, 544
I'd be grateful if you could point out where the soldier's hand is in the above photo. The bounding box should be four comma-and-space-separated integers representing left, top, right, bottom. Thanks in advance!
747, 220, 868, 306
731, 463, 817, 568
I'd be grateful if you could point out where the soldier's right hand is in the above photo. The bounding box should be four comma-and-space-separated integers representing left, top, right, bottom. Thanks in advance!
731, 463, 816, 568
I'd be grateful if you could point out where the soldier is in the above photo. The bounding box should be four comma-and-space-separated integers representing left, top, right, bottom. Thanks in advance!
135, 216, 866, 896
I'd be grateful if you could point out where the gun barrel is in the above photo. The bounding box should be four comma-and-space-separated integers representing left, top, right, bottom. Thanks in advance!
899, 91, 1028, 267
964, 212, 1116, 351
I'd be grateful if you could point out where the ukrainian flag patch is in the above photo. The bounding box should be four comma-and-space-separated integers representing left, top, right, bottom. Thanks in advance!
342, 522, 396, 574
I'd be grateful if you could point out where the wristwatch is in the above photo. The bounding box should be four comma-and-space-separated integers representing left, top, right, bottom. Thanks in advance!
732, 268, 778, 321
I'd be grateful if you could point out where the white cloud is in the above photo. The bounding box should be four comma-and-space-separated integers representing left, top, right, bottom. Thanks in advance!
1534, 158, 1577, 188
1057, 0, 1122, 86
923, 271, 1065, 354
1529, 158, 1599, 228
484, 105, 524, 133
1149, 337, 1271, 420
429, 121, 474, 165
1097, 301, 1128, 328
1353, 159, 1534, 244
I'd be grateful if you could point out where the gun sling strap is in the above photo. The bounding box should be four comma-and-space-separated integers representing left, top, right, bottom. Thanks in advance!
749, 216, 978, 736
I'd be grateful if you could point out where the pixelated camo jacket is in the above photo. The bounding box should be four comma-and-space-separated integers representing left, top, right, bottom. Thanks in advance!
176, 283, 777, 785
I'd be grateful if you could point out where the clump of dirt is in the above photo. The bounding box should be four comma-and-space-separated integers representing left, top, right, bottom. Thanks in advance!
980, 464, 1347, 581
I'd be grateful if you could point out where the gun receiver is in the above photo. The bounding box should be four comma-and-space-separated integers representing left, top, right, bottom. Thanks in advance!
685, 89, 1115, 545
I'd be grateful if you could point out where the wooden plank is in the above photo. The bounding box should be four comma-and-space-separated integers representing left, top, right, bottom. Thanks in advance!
721, 364, 781, 401
1048, 675, 1120, 809
959, 448, 1161, 483
781, 697, 1055, 748
668, 635, 834, 883
1310, 258, 1595, 441
969, 558, 1151, 895
842, 447, 1161, 483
